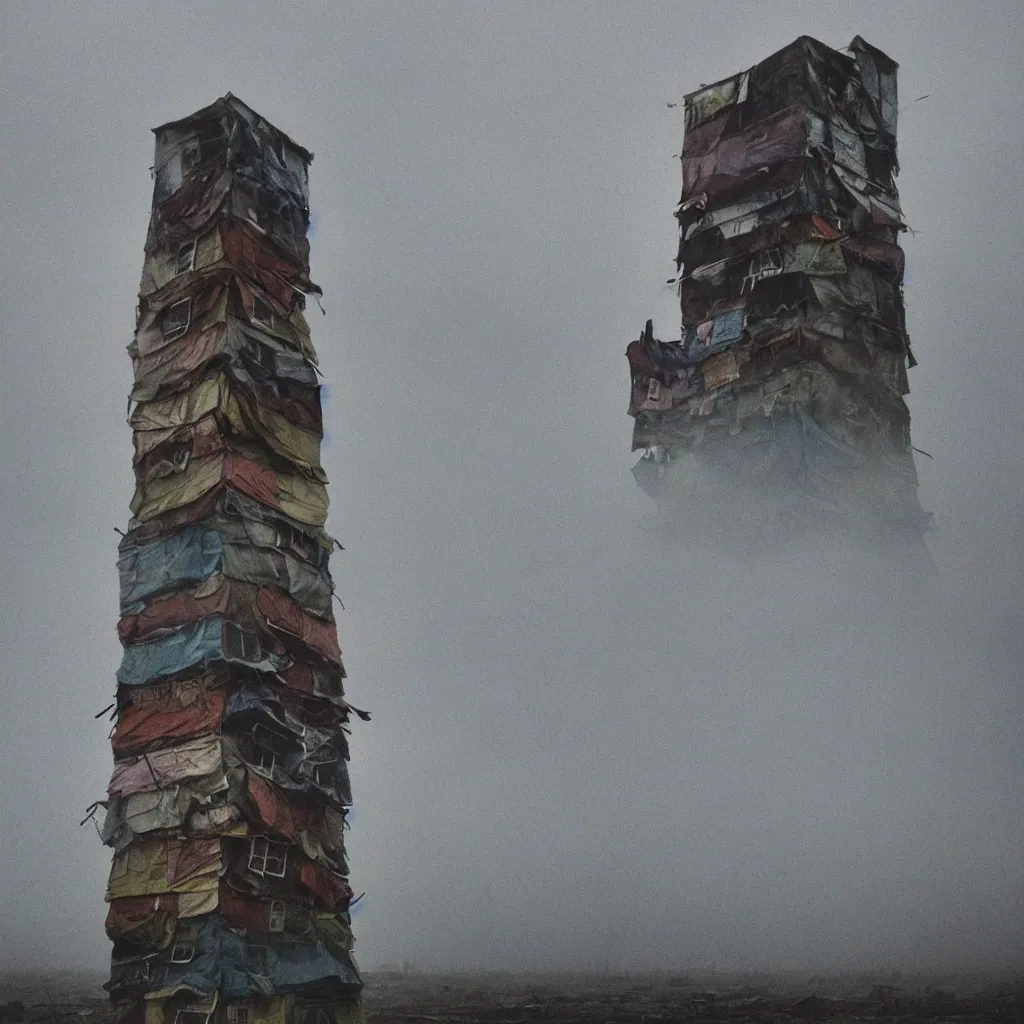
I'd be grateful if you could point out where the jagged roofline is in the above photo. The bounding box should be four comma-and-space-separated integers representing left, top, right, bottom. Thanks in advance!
681, 35, 898, 106
151, 92, 314, 165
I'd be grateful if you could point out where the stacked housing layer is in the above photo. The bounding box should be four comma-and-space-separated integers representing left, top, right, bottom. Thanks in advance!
627, 37, 930, 541
101, 95, 364, 1024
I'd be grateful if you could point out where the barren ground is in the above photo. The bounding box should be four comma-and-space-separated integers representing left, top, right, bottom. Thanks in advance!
2, 969, 1022, 1024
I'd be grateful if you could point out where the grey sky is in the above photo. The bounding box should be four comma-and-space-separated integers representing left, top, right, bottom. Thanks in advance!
1, 0, 1022, 975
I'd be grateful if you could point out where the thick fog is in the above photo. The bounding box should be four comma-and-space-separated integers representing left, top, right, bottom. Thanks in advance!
1, 0, 1022, 977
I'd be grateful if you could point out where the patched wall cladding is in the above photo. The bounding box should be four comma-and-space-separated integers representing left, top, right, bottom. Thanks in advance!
628, 37, 931, 544
99, 95, 365, 1024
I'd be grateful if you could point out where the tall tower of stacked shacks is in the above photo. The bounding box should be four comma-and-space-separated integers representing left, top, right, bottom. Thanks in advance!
627, 37, 931, 553
101, 96, 365, 1024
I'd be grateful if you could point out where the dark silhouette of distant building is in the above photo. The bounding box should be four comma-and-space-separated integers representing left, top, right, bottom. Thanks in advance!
627, 38, 931, 556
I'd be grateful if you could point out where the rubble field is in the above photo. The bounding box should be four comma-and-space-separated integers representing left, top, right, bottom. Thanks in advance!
4, 970, 1021, 1024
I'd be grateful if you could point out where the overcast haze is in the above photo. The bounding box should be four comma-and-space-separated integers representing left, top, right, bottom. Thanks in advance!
1, 0, 1022, 976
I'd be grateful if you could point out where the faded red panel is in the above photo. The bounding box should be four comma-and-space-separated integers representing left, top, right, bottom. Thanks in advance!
221, 222, 306, 312
132, 321, 228, 389
298, 860, 351, 908
247, 773, 297, 839
280, 660, 316, 696
840, 234, 905, 275
290, 800, 323, 835
117, 579, 263, 644
113, 683, 227, 754
219, 884, 271, 933
684, 106, 812, 196
247, 773, 326, 839
130, 451, 313, 528
105, 894, 179, 948
153, 166, 233, 239
257, 587, 341, 664
267, 392, 322, 434
811, 214, 842, 240
118, 580, 231, 643
224, 453, 282, 512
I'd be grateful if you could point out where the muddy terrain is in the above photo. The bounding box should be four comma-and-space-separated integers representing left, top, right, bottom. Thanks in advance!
2, 970, 1022, 1024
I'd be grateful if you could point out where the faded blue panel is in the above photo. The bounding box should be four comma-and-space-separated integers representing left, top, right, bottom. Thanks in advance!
224, 681, 284, 720
116, 616, 287, 685
796, 406, 862, 497
682, 308, 745, 361
271, 937, 361, 991
116, 617, 226, 685
161, 917, 361, 998
711, 309, 744, 346
118, 528, 223, 610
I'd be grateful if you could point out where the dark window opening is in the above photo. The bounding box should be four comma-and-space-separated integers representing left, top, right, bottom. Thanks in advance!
162, 298, 191, 340
224, 623, 260, 662
253, 723, 291, 756
252, 296, 275, 328
248, 837, 288, 878
175, 241, 196, 276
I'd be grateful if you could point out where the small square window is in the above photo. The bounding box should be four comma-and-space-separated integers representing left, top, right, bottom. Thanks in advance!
263, 843, 287, 877
274, 522, 316, 561
175, 241, 196, 276
251, 720, 291, 779
162, 298, 191, 340
169, 941, 195, 964
274, 522, 299, 551
248, 836, 288, 878
268, 900, 286, 933
175, 1010, 210, 1024
180, 141, 201, 177
313, 762, 336, 788
224, 622, 260, 662
742, 247, 784, 293
646, 379, 662, 402
169, 922, 198, 963
252, 296, 275, 329
226, 1007, 248, 1024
